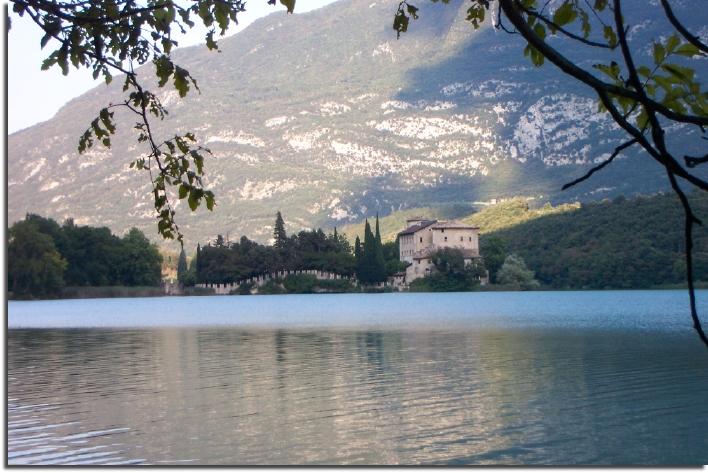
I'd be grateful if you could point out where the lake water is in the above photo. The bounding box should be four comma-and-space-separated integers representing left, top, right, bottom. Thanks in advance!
7, 291, 708, 465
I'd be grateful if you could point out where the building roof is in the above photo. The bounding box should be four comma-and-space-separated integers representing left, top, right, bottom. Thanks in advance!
398, 220, 437, 236
412, 248, 480, 260
431, 221, 480, 230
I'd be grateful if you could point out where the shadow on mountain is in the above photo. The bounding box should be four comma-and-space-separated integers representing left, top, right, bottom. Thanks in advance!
326, 151, 671, 228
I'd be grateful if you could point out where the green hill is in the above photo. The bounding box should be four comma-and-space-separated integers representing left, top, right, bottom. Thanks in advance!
483, 193, 708, 289
462, 198, 580, 234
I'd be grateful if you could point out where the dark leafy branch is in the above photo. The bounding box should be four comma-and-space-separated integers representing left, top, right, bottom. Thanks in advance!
394, 0, 708, 348
11, 0, 295, 244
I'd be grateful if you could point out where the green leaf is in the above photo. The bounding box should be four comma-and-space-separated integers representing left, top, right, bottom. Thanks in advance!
666, 34, 680, 53
593, 61, 621, 81
173, 66, 190, 97
187, 189, 199, 211
280, 0, 296, 14
406, 4, 419, 19
662, 63, 695, 83
653, 43, 665, 64
393, 11, 409, 38
205, 191, 215, 211
637, 66, 651, 78
154, 56, 174, 88
603, 26, 617, 48
552, 2, 576, 27
636, 109, 649, 130
465, 5, 485, 28
533, 23, 546, 40
205, 30, 218, 51
178, 184, 189, 199
191, 150, 204, 174
675, 43, 700, 57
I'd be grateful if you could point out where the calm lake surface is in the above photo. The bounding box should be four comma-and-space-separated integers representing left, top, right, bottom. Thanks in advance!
8, 291, 708, 465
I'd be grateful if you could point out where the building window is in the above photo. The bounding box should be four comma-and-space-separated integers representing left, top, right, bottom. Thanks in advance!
441, 229, 445, 233
420, 237, 422, 243
444, 236, 447, 242
460, 236, 464, 242
469, 237, 472, 242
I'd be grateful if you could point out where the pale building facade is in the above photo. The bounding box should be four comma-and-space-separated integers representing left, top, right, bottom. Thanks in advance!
397, 217, 481, 284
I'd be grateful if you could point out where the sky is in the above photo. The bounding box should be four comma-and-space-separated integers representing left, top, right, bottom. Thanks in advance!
7, 0, 338, 134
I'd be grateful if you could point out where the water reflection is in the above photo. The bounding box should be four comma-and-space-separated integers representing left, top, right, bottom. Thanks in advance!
8, 328, 708, 465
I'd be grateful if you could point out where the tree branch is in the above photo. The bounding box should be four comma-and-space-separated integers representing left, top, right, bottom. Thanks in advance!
520, 4, 613, 49
660, 0, 708, 54
666, 169, 708, 350
685, 153, 708, 168
498, 0, 708, 128
562, 138, 637, 190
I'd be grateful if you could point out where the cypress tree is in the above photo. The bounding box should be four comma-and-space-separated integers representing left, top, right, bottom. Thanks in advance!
354, 235, 362, 260
360, 220, 377, 284
177, 248, 188, 282
354, 235, 362, 279
373, 213, 386, 282
195, 243, 202, 283
274, 211, 287, 250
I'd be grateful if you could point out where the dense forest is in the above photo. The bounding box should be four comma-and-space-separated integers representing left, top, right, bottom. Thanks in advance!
482, 193, 708, 289
8, 214, 163, 298
189, 213, 406, 287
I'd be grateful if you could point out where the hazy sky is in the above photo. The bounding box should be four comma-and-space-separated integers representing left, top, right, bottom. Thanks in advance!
7, 0, 338, 134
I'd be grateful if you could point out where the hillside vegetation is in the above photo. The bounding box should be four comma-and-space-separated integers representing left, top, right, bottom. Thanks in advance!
344, 192, 708, 290
462, 198, 580, 234
483, 193, 708, 289
342, 197, 580, 243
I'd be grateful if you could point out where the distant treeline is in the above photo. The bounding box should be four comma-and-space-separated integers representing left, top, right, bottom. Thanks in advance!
482, 192, 708, 289
8, 214, 163, 298
183, 212, 406, 286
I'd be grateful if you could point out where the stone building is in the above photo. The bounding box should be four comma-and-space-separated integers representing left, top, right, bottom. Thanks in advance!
398, 217, 481, 284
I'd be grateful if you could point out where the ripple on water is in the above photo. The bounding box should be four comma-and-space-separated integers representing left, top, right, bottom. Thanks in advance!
7, 319, 708, 465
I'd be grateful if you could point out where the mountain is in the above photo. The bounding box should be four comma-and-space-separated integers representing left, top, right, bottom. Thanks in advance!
8, 0, 707, 248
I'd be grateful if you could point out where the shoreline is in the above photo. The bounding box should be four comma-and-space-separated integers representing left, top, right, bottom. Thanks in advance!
9, 283, 708, 301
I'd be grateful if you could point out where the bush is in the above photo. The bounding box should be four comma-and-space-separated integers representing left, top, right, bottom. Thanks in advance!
182, 286, 215, 296
496, 254, 540, 290
283, 274, 318, 293
231, 281, 255, 295
314, 278, 355, 292
258, 279, 286, 295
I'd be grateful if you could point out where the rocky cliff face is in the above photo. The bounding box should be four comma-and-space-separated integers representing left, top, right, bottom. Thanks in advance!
8, 0, 706, 247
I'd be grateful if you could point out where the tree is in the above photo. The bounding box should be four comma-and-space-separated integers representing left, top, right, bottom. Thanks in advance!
496, 254, 540, 290
480, 236, 507, 284
357, 219, 387, 284
8, 220, 67, 297
373, 214, 387, 282
383, 240, 408, 276
195, 243, 203, 283
410, 248, 485, 292
273, 211, 288, 250
396, 0, 708, 347
10, 0, 293, 243
177, 247, 188, 283
119, 227, 163, 286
